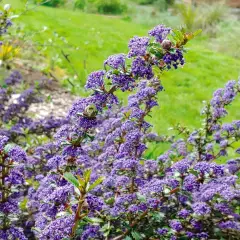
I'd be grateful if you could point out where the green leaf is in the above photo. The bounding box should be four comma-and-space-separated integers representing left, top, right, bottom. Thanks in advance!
63, 172, 79, 188
46, 95, 52, 103
136, 193, 146, 203
124, 237, 132, 240
19, 197, 28, 211
4, 143, 15, 153
112, 69, 120, 75
89, 217, 104, 223
76, 175, 86, 187
88, 176, 105, 191
83, 169, 92, 183
193, 29, 202, 36
86, 133, 95, 141
189, 169, 198, 177
131, 231, 143, 240
60, 140, 71, 146
151, 212, 165, 222
31, 227, 41, 233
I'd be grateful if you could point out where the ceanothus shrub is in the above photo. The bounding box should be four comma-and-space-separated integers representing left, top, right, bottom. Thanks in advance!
1, 7, 239, 238
25, 24, 238, 240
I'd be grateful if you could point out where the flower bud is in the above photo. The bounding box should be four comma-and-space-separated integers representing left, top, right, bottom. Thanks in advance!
83, 104, 98, 119
161, 39, 172, 50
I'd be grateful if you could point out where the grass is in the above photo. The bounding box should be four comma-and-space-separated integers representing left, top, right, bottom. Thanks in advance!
5, 0, 240, 159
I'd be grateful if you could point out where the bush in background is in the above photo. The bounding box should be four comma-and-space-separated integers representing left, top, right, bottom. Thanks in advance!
74, 0, 127, 14
137, 0, 156, 5
96, 0, 127, 14
134, 0, 175, 9
74, 0, 86, 10
34, 0, 65, 8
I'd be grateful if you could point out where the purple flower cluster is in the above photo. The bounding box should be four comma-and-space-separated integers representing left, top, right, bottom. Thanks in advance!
25, 24, 191, 239
148, 24, 171, 42
163, 49, 184, 69
4, 70, 22, 85
0, 136, 27, 239
128, 36, 149, 57
28, 31, 240, 239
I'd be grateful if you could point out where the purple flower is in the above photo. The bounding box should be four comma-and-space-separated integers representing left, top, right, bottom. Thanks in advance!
190, 219, 202, 231
81, 225, 102, 240
0, 135, 8, 149
40, 216, 73, 239
219, 221, 240, 231
128, 36, 149, 57
148, 24, 171, 42
131, 57, 153, 79
163, 49, 184, 69
210, 163, 225, 176
196, 232, 209, 239
157, 228, 168, 236
172, 158, 191, 174
144, 160, 158, 174
183, 174, 200, 192
226, 160, 239, 174
115, 176, 130, 188
194, 162, 211, 174
169, 220, 183, 232
85, 70, 105, 89
178, 209, 191, 218
104, 54, 126, 69
3, 227, 27, 240
7, 145, 27, 162
214, 203, 232, 214
86, 195, 104, 211
5, 71, 22, 86
192, 202, 211, 216
111, 73, 135, 91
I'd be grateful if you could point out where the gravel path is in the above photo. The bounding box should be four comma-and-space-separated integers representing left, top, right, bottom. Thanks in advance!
27, 89, 78, 119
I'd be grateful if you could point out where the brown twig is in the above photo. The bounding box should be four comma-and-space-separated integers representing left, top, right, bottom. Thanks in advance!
71, 194, 86, 237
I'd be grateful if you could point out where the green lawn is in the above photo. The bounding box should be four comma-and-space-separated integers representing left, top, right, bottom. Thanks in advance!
5, 0, 240, 158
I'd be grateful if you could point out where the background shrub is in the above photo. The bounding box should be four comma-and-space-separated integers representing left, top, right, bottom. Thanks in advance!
137, 0, 156, 5
134, 0, 175, 7
95, 0, 127, 14
34, 0, 65, 8
74, 0, 86, 10
74, 0, 127, 15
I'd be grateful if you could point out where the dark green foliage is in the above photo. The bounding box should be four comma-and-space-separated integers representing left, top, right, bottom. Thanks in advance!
74, 0, 127, 15
134, 0, 175, 7
96, 0, 127, 15
74, 0, 86, 10
137, 0, 156, 5
34, 0, 65, 8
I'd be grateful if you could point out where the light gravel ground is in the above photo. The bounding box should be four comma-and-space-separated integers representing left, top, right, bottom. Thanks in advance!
27, 89, 77, 119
